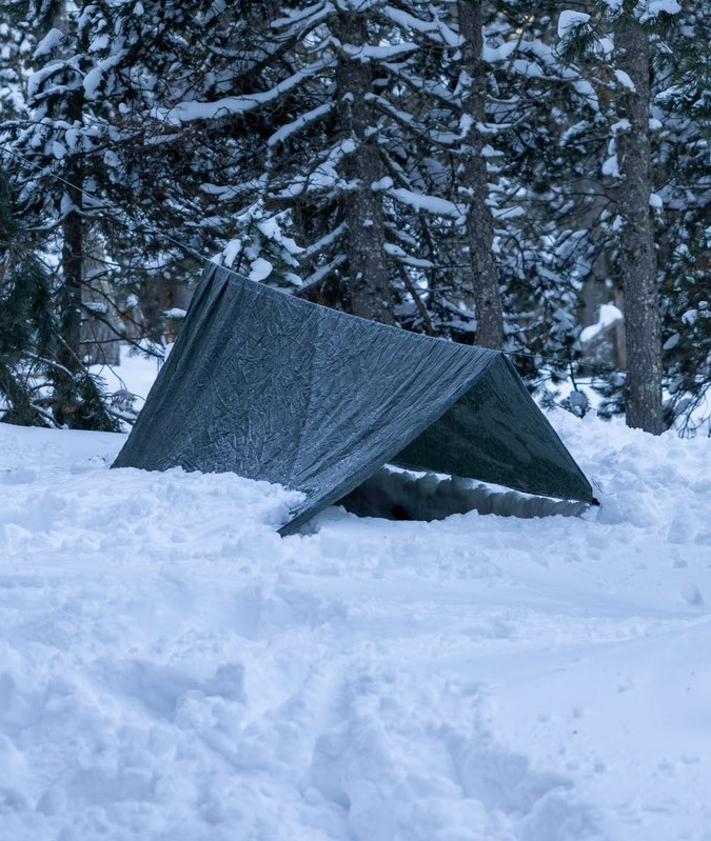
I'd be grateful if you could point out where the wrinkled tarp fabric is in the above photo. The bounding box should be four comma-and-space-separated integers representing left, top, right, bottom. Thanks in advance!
113, 264, 593, 534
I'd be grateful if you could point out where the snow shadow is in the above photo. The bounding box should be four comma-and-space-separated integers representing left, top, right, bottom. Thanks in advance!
338, 467, 590, 524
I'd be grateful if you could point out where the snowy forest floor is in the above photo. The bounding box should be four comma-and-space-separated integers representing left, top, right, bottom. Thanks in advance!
1, 384, 711, 840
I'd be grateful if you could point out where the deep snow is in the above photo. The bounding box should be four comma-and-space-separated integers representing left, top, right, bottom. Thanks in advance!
1, 405, 711, 840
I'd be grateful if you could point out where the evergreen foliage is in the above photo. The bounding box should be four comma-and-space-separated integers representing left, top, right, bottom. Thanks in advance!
0, 173, 118, 429
1, 0, 708, 434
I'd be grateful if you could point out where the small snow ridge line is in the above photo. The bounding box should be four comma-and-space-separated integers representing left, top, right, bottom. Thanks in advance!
339, 466, 592, 523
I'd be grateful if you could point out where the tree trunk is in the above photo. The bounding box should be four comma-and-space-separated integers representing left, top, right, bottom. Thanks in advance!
616, 9, 664, 434
457, 0, 504, 349
55, 139, 84, 425
333, 11, 393, 324
81, 234, 122, 366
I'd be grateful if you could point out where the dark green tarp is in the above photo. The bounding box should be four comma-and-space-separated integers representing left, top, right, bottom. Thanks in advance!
113, 264, 593, 534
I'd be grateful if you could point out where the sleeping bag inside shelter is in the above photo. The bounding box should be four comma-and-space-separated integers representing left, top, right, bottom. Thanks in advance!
113, 264, 594, 535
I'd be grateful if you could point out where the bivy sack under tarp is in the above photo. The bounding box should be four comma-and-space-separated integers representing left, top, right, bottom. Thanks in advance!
112, 264, 594, 535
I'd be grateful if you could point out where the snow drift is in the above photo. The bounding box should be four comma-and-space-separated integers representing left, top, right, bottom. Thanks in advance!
1, 410, 710, 841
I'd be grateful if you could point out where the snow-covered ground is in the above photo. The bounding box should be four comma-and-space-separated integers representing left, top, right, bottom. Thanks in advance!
1, 407, 711, 840
90, 344, 165, 416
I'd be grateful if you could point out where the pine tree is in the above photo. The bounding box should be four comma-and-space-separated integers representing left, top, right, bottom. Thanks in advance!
657, 3, 711, 433
552, 0, 688, 433
615, 2, 664, 433
4, 0, 118, 429
456, 0, 504, 348
0, 173, 53, 426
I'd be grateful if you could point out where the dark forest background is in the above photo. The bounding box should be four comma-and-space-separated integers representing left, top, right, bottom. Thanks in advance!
1, 0, 709, 435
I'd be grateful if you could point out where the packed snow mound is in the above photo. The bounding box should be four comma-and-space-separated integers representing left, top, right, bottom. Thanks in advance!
1, 413, 711, 841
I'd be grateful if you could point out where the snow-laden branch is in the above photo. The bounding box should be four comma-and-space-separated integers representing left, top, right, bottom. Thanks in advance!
387, 187, 463, 220
268, 102, 334, 147
165, 59, 333, 124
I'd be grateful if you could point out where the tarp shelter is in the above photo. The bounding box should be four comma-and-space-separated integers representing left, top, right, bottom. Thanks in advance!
113, 264, 594, 535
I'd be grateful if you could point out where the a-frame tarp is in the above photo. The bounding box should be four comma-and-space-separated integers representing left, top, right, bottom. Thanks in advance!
113, 264, 593, 534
